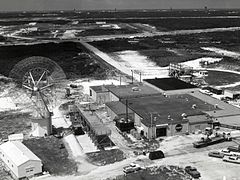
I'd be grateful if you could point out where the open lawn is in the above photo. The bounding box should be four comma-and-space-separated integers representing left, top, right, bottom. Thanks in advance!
0, 111, 31, 140
205, 70, 240, 86
78, 28, 139, 37
23, 136, 78, 175
86, 149, 126, 166
0, 159, 13, 180
0, 42, 107, 79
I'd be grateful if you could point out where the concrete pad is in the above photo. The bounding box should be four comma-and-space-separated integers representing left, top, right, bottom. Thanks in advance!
76, 134, 98, 153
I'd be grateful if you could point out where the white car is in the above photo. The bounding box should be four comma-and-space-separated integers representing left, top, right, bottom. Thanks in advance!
221, 149, 232, 156
123, 163, 142, 174
221, 149, 240, 157
223, 155, 240, 164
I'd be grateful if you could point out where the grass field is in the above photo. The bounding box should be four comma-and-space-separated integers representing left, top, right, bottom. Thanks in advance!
86, 149, 126, 166
0, 160, 13, 180
0, 42, 108, 79
78, 28, 139, 37
205, 70, 240, 86
23, 136, 78, 175
0, 110, 31, 140
108, 166, 191, 180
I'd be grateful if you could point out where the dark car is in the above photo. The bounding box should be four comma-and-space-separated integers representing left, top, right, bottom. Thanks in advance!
227, 145, 240, 153
208, 151, 224, 158
149, 150, 165, 160
185, 166, 201, 179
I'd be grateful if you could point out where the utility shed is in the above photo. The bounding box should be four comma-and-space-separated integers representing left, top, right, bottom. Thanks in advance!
0, 141, 42, 179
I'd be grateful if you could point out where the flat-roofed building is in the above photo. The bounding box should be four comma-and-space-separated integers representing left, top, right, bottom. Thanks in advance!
126, 94, 219, 139
105, 101, 134, 121
144, 77, 199, 95
89, 85, 114, 104
0, 141, 42, 179
107, 83, 161, 101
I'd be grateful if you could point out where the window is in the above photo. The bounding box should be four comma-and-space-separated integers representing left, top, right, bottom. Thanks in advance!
26, 167, 34, 173
90, 89, 92, 96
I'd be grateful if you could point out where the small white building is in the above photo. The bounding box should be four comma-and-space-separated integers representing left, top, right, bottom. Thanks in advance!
8, 133, 24, 142
0, 141, 42, 179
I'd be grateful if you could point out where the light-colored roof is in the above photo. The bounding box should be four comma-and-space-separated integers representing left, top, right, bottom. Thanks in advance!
0, 141, 41, 166
76, 104, 111, 136
8, 133, 24, 142
107, 83, 161, 99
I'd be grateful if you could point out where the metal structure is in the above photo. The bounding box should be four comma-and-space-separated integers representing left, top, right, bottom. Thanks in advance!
9, 56, 66, 136
168, 63, 193, 78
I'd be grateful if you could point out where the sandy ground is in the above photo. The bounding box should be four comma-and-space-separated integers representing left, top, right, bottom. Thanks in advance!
114, 50, 169, 79
80, 40, 168, 81
181, 57, 223, 69
0, 97, 17, 111
202, 47, 240, 59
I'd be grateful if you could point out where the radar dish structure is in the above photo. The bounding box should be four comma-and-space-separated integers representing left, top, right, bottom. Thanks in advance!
9, 56, 66, 137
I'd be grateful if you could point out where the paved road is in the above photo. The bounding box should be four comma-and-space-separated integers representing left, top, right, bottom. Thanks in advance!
83, 26, 240, 42
35, 140, 240, 180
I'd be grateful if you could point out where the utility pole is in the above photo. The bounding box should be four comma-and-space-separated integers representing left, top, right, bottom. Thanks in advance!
150, 113, 157, 139
139, 72, 142, 83
125, 99, 128, 122
131, 70, 133, 84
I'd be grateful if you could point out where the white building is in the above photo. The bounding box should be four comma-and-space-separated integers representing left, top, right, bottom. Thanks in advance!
0, 141, 42, 179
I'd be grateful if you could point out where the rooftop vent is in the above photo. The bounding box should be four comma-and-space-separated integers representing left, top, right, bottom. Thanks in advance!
181, 113, 187, 118
192, 104, 197, 109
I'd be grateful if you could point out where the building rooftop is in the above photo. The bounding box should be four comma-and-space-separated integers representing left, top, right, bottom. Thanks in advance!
105, 101, 133, 116
90, 85, 115, 93
0, 141, 41, 166
144, 78, 197, 91
76, 104, 111, 136
127, 94, 220, 127
191, 91, 240, 117
107, 83, 161, 99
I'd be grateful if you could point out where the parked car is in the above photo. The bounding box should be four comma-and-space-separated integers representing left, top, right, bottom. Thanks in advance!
149, 150, 165, 160
223, 155, 240, 164
227, 145, 240, 153
123, 163, 142, 174
221, 149, 232, 156
208, 151, 224, 158
185, 166, 201, 179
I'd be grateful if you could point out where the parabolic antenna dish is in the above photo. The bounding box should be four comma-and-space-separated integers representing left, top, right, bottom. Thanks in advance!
9, 56, 66, 83
9, 56, 67, 136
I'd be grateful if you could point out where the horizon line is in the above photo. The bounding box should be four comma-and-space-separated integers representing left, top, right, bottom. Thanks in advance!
0, 7, 240, 13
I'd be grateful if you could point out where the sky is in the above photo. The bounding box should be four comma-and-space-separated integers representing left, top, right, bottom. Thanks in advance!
0, 0, 240, 11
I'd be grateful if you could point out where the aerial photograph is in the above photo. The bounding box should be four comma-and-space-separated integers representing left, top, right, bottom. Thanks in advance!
1, 0, 240, 180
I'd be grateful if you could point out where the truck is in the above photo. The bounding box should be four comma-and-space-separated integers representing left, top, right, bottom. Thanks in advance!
185, 166, 201, 179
